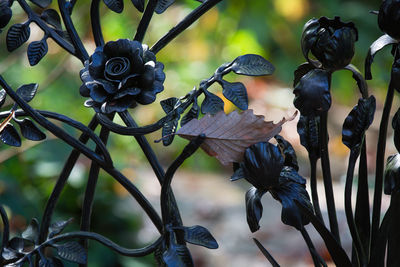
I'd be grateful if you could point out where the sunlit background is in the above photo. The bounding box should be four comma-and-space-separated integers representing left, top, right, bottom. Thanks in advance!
0, 0, 397, 266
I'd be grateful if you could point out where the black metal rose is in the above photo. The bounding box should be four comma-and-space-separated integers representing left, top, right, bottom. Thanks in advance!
80, 39, 165, 113
378, 0, 400, 40
0, 0, 12, 29
301, 16, 358, 70
235, 138, 313, 232
293, 68, 331, 115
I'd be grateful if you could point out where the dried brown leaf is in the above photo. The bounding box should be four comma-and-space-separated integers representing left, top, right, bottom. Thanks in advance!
177, 109, 297, 165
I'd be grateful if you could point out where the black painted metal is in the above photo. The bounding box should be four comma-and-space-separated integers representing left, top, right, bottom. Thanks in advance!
0, 0, 400, 266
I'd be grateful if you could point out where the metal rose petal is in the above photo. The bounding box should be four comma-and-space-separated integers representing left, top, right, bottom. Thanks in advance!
152, 81, 164, 93
103, 39, 142, 59
79, 84, 90, 97
136, 90, 157, 105
96, 79, 117, 94
155, 62, 166, 82
112, 88, 141, 99
143, 49, 156, 63
80, 69, 92, 84
104, 56, 131, 82
130, 48, 144, 74
84, 99, 95, 107
101, 95, 135, 113
88, 49, 107, 78
141, 64, 155, 89
119, 73, 140, 89
87, 82, 108, 102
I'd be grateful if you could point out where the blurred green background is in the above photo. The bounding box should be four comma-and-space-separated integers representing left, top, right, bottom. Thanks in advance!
0, 0, 395, 266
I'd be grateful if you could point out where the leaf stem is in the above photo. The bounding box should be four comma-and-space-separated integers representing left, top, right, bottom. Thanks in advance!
160, 135, 205, 225
38, 115, 98, 244
309, 155, 324, 224
300, 227, 327, 267
0, 205, 10, 254
355, 140, 370, 261
371, 78, 395, 251
79, 114, 114, 267
15, 231, 163, 265
58, 0, 89, 62
319, 111, 340, 243
345, 149, 367, 266
150, 0, 223, 54
134, 0, 158, 42
16, 0, 76, 55
90, 0, 104, 47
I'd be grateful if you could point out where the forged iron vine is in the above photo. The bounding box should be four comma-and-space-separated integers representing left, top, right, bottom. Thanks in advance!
0, 0, 399, 266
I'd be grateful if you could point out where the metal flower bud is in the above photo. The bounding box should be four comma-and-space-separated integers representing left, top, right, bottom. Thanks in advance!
293, 69, 331, 116
0, 0, 12, 29
384, 154, 400, 195
241, 142, 284, 190
378, 0, 400, 40
238, 139, 313, 232
301, 16, 358, 70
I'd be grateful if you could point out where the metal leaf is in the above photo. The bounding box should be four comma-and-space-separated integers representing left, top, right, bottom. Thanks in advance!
41, 9, 62, 30
177, 109, 295, 165
161, 97, 180, 114
181, 101, 199, 127
22, 218, 39, 243
162, 117, 179, 146
293, 62, 315, 87
0, 89, 6, 108
273, 177, 312, 230
39, 257, 63, 267
16, 118, 46, 141
55, 241, 87, 264
103, 0, 124, 13
6, 23, 31, 52
183, 225, 218, 249
230, 166, 245, 181
365, 34, 397, 80
155, 0, 175, 14
276, 135, 299, 171
297, 115, 320, 159
342, 96, 375, 150
387, 195, 400, 267
200, 91, 224, 115
296, 200, 352, 267
29, 0, 52, 8
0, 124, 21, 147
16, 83, 39, 103
393, 109, 400, 153
220, 79, 248, 110
48, 218, 73, 238
2, 247, 20, 261
230, 54, 275, 76
9, 237, 25, 252
162, 243, 193, 267
245, 187, 266, 233
27, 39, 48, 66
130, 0, 144, 12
